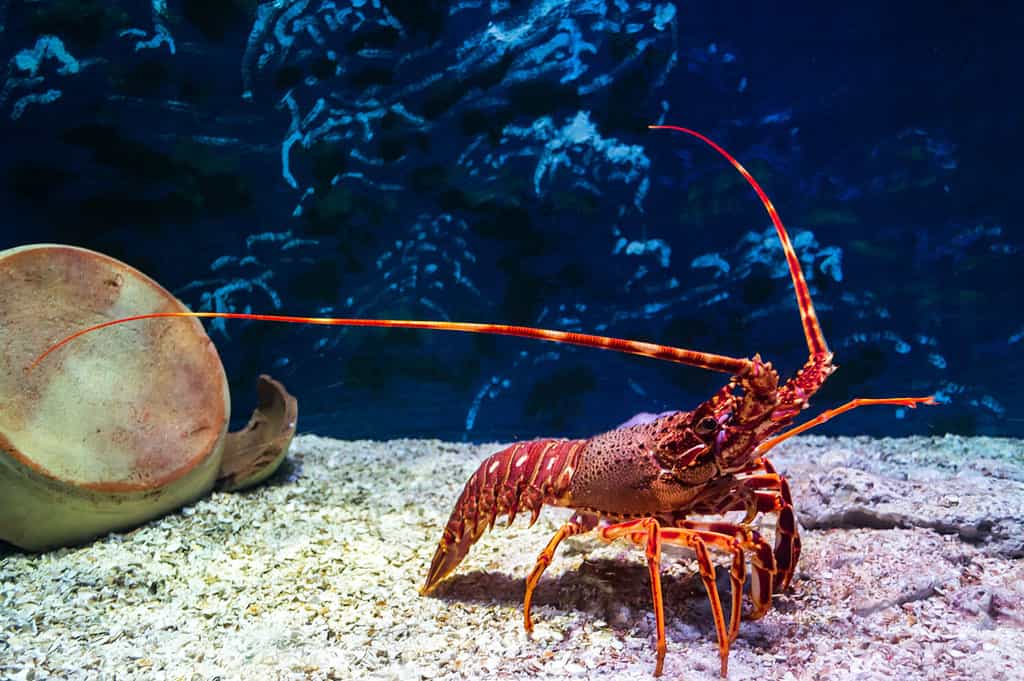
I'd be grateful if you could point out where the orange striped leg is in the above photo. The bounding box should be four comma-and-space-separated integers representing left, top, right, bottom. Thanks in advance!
673, 521, 777, 623
753, 459, 801, 592
747, 489, 801, 593
727, 547, 745, 642
731, 459, 802, 592
648, 525, 738, 676
598, 518, 671, 676
523, 513, 597, 633
667, 526, 747, 644
650, 516, 748, 644
599, 518, 733, 677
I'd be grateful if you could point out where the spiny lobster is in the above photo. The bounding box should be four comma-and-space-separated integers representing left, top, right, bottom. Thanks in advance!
32, 126, 935, 678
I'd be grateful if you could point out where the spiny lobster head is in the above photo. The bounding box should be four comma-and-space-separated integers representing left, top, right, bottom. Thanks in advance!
648, 390, 735, 485
653, 355, 787, 480
711, 353, 837, 474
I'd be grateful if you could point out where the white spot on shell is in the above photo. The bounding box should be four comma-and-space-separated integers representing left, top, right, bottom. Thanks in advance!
515, 454, 529, 468
488, 460, 501, 474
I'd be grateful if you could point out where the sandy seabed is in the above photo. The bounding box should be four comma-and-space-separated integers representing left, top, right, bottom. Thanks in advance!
2, 433, 1022, 681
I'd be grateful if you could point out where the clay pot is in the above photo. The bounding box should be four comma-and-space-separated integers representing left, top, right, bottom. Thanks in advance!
0, 244, 296, 550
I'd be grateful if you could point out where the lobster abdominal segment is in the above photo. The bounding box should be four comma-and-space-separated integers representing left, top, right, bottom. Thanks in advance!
421, 437, 586, 594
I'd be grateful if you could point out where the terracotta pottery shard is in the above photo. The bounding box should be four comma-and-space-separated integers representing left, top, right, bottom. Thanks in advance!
219, 374, 298, 492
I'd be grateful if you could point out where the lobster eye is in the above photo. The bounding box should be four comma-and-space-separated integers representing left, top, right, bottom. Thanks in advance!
695, 416, 718, 436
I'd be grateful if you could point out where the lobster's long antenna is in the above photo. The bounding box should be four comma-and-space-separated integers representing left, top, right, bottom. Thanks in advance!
29, 312, 751, 376
648, 125, 830, 358
31, 127, 822, 377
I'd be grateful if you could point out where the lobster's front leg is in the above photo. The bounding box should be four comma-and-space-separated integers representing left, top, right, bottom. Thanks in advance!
599, 518, 761, 678
667, 520, 776, 622
729, 457, 801, 592
752, 458, 801, 592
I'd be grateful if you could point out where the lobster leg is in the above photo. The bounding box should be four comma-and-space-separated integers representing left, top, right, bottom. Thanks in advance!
665, 526, 747, 644
750, 459, 801, 592
686, 458, 801, 595
726, 547, 745, 643
726, 485, 800, 593
522, 512, 599, 632
599, 518, 747, 677
656, 525, 745, 663
598, 518, 674, 677
669, 521, 777, 623
730, 458, 802, 593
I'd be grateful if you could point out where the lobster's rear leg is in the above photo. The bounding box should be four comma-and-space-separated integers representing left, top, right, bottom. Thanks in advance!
522, 512, 599, 632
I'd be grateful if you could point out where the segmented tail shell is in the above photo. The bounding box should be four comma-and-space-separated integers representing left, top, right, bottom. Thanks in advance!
421, 437, 585, 594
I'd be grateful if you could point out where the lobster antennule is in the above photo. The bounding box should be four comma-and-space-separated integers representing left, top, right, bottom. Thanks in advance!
649, 125, 830, 359
29, 311, 752, 376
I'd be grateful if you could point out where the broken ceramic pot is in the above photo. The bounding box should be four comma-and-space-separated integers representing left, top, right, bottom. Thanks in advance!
0, 244, 297, 550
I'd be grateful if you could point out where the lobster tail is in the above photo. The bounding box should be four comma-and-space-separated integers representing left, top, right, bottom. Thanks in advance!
421, 437, 585, 594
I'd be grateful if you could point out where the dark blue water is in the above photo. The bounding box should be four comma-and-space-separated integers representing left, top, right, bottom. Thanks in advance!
1, 2, 1020, 441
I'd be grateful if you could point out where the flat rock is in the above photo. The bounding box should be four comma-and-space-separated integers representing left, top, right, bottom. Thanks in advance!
773, 435, 1024, 558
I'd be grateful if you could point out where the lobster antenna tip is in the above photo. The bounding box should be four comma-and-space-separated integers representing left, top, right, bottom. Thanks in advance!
650, 123, 830, 359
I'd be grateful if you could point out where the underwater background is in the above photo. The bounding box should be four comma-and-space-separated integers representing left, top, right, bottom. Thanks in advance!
0, 1, 1019, 441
